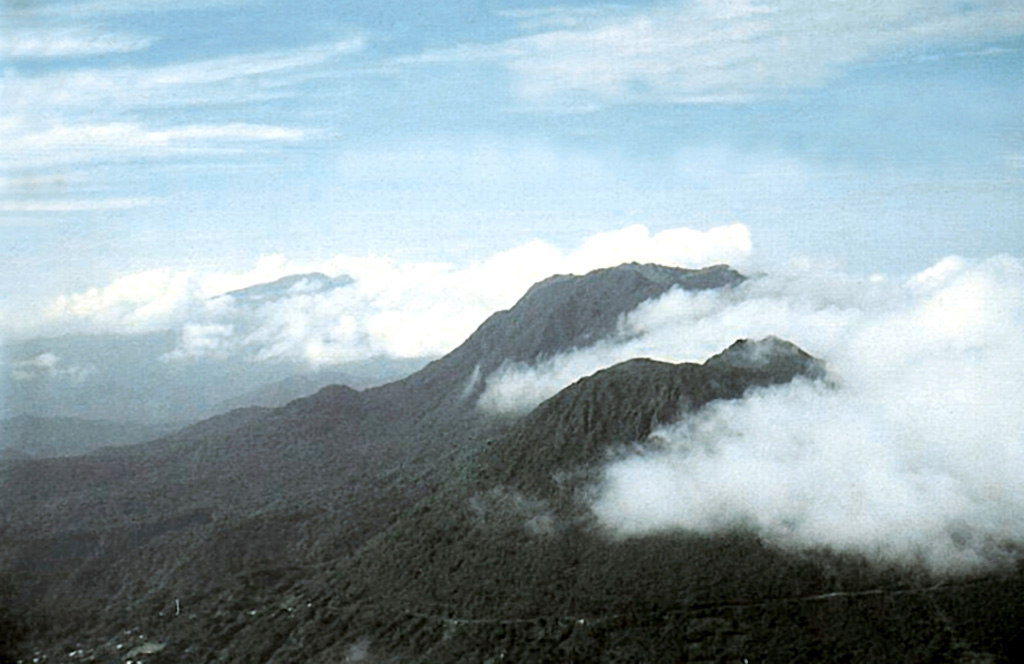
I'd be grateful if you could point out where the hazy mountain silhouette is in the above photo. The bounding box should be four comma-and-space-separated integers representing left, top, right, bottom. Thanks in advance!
216, 272, 354, 305
0, 269, 422, 424
206, 359, 429, 414
0, 415, 174, 460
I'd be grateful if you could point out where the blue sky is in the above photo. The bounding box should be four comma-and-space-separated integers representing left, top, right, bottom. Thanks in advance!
2, 0, 1023, 340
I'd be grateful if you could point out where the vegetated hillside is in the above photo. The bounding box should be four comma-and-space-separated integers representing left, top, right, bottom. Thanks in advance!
0, 415, 175, 460
206, 358, 429, 414
117, 339, 1021, 664
1, 331, 326, 424
0, 262, 745, 660
413, 262, 743, 389
361, 262, 746, 451
20, 334, 1019, 663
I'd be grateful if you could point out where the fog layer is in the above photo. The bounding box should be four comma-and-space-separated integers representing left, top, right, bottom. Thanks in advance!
585, 256, 1024, 572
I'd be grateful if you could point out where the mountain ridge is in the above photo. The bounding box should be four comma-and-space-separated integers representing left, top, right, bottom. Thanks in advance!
216, 272, 354, 303
0, 263, 746, 604
0, 414, 175, 460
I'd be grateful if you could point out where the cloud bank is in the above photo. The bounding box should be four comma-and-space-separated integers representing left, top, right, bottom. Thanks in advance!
583, 255, 1024, 572
13, 223, 751, 367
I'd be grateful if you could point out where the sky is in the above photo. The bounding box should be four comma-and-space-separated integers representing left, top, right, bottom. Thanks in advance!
1, 0, 1023, 341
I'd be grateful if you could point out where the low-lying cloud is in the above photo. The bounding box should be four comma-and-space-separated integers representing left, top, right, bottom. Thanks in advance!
581, 255, 1024, 572
10, 352, 96, 383
13, 223, 751, 369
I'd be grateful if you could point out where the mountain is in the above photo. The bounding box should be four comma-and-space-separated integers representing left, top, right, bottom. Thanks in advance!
414, 262, 743, 386
144, 337, 1021, 663
363, 262, 746, 443
206, 358, 430, 413
0, 415, 174, 460
0, 270, 413, 426
0, 331, 311, 423
215, 272, 354, 305
1, 263, 1021, 663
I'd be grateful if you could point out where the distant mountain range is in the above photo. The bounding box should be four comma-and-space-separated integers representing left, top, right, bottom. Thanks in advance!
216, 272, 354, 304
0, 270, 427, 425
1, 263, 1020, 662
0, 415, 175, 461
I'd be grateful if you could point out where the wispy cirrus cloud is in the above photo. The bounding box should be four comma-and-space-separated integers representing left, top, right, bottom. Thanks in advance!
1, 35, 361, 211
1, 122, 307, 169
4, 38, 365, 114
410, 0, 1024, 107
1, 0, 246, 20
0, 27, 154, 58
496, 5, 634, 32
143, 38, 364, 88
0, 197, 161, 212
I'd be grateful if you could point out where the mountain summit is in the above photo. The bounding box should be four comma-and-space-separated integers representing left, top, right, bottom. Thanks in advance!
217, 272, 354, 303
390, 262, 744, 410
465, 262, 742, 365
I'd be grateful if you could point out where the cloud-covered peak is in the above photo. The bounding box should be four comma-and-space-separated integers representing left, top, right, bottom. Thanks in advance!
704, 336, 825, 376
217, 272, 354, 305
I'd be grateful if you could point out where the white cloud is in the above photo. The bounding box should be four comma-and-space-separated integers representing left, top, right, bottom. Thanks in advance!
15, 352, 60, 371
413, 0, 1024, 106
586, 255, 1024, 572
0, 29, 359, 214
10, 352, 96, 383
4, 38, 364, 114
477, 342, 618, 414
161, 323, 235, 361
0, 197, 160, 212
199, 255, 294, 297
469, 486, 558, 537
0, 27, 153, 58
1004, 154, 1024, 171
17, 223, 753, 364
562, 224, 751, 274
160, 124, 306, 142
0, 37, 361, 174
497, 6, 633, 31
45, 268, 203, 334
3, 0, 245, 19
250, 223, 750, 365
0, 121, 308, 172
142, 39, 364, 88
